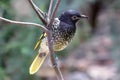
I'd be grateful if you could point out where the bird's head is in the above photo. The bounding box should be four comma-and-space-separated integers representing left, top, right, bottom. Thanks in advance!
59, 10, 88, 25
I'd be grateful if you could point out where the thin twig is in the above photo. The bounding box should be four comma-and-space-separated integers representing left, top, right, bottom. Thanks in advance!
48, 0, 54, 18
0, 17, 48, 32
28, 0, 48, 25
50, 0, 61, 23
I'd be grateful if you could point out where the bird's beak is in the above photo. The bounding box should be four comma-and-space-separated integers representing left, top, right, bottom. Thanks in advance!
80, 14, 88, 19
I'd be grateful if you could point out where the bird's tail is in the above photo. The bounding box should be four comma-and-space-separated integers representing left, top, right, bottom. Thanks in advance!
29, 50, 48, 74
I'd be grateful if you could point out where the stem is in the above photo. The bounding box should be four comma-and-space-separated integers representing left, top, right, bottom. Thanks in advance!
48, 0, 54, 18
1, 0, 64, 79
47, 0, 64, 80
0, 17, 48, 32
28, 0, 48, 25
50, 0, 61, 24
46, 30, 64, 80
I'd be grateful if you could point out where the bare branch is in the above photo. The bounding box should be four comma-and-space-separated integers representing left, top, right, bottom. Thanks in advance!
48, 0, 54, 18
1, 0, 63, 79
57, 66, 64, 80
0, 17, 48, 32
50, 0, 61, 23
28, 0, 48, 25
46, 31, 64, 80
46, 0, 64, 80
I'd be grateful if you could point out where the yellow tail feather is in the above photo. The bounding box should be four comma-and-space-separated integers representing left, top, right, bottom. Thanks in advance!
29, 52, 48, 74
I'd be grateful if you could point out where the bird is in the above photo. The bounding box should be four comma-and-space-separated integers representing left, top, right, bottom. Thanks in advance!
29, 10, 88, 74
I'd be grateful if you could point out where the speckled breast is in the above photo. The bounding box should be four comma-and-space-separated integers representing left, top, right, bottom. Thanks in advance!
51, 18, 76, 51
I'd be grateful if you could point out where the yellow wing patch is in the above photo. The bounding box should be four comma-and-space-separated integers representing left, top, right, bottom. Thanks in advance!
34, 32, 47, 50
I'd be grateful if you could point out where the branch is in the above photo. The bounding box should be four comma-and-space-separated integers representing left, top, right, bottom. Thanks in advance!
48, 0, 54, 18
1, 0, 63, 79
28, 0, 48, 25
46, 30, 64, 80
0, 17, 48, 32
47, 0, 64, 80
50, 0, 61, 23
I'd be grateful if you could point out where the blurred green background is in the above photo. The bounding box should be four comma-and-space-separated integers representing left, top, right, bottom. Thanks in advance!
0, 0, 120, 80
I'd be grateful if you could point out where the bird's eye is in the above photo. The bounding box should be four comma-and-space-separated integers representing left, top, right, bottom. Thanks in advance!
71, 16, 78, 20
